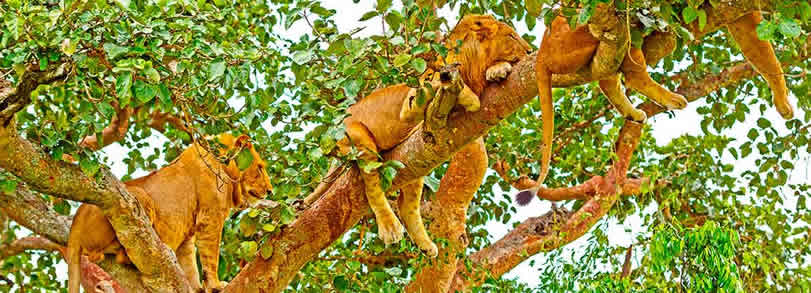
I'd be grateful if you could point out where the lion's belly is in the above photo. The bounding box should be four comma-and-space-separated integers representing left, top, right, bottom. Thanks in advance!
346, 84, 420, 150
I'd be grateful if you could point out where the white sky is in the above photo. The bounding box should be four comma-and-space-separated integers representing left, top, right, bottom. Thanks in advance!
30, 0, 810, 290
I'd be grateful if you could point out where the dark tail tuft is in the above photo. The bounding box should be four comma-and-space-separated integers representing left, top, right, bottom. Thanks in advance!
515, 190, 535, 206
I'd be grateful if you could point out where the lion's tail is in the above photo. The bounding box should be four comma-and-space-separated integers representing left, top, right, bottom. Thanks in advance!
67, 220, 82, 293
516, 56, 554, 206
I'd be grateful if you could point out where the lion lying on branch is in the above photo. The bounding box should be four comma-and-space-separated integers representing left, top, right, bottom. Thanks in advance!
305, 14, 531, 257
518, 4, 795, 204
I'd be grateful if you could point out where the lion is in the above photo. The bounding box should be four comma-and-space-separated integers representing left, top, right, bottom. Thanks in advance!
519, 7, 794, 204
531, 3, 689, 193
66, 134, 272, 293
305, 14, 531, 257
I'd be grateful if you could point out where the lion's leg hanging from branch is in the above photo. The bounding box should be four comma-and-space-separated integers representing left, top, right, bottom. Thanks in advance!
726, 11, 792, 119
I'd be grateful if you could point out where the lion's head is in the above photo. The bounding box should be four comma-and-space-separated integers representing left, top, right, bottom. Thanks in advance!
217, 134, 273, 209
441, 14, 532, 94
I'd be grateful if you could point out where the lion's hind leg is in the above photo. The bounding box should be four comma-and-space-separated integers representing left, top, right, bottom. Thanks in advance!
341, 122, 404, 245
598, 74, 647, 122
726, 11, 792, 119
621, 48, 686, 110
398, 177, 437, 257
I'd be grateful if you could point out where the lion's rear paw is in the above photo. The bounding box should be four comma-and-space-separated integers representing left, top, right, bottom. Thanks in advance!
376, 216, 405, 245
660, 93, 687, 110
420, 242, 438, 258
205, 281, 227, 293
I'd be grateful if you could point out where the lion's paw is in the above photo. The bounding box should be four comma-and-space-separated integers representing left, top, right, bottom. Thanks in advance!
420, 241, 439, 258
661, 93, 687, 110
205, 280, 227, 293
486, 62, 512, 82
376, 216, 405, 245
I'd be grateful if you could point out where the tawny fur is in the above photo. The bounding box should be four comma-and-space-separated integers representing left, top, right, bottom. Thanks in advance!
308, 14, 532, 258
523, 8, 793, 204
67, 134, 272, 293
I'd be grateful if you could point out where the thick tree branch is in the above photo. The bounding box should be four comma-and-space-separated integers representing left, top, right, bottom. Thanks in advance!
0, 183, 71, 244
77, 105, 133, 150
405, 138, 488, 292
0, 63, 69, 125
0, 236, 61, 259
0, 184, 145, 292
450, 121, 644, 290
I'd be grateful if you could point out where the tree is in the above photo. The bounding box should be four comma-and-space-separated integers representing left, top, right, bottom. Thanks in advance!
1, 0, 809, 292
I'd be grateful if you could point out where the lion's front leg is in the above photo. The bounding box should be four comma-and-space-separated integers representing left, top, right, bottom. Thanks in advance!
195, 210, 228, 293
177, 237, 202, 292
341, 122, 404, 245
398, 177, 437, 257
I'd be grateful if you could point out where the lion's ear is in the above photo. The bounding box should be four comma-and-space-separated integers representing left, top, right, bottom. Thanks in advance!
235, 134, 252, 149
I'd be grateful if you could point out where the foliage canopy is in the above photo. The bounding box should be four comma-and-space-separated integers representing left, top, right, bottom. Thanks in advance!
1, 0, 809, 292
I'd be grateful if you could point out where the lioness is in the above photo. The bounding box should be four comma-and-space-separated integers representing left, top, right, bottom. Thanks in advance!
521, 6, 794, 201
67, 134, 272, 293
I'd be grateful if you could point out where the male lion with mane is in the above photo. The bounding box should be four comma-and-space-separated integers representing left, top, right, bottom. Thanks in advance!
307, 14, 531, 257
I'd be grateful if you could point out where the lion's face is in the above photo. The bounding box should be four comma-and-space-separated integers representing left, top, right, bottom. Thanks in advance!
219, 134, 273, 209
238, 144, 273, 208
443, 14, 533, 94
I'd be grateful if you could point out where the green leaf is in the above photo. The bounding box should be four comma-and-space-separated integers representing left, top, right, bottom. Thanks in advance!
359, 11, 379, 21
262, 223, 276, 232
116, 72, 133, 104
682, 6, 698, 24
144, 68, 160, 83
333, 276, 349, 290
291, 50, 314, 64
239, 216, 257, 236
236, 148, 255, 170
342, 79, 362, 98
208, 61, 226, 81
525, 0, 542, 16
411, 58, 427, 73
801, 2, 811, 22
158, 83, 172, 108
0, 179, 17, 194
778, 19, 801, 38
79, 158, 101, 177
576, 4, 593, 25
384, 11, 403, 31
423, 176, 439, 192
756, 118, 771, 129
60, 38, 77, 56
410, 44, 430, 55
359, 160, 383, 173
380, 166, 398, 190
279, 206, 296, 225
376, 0, 392, 12
393, 54, 410, 67
103, 43, 129, 60
240, 241, 258, 257
756, 21, 777, 41
259, 243, 274, 259
133, 80, 157, 105
697, 9, 707, 31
